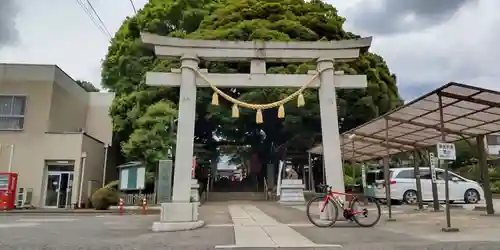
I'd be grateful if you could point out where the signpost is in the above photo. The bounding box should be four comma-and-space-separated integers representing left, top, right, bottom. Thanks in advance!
429, 153, 437, 183
437, 143, 456, 161
428, 152, 440, 211
436, 142, 458, 232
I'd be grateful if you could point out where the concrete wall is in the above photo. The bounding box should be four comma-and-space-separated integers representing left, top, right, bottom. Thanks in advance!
85, 92, 114, 145
80, 134, 105, 205
47, 79, 88, 133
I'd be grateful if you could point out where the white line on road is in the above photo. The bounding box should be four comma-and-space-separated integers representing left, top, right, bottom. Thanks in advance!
95, 214, 158, 218
205, 223, 234, 228
206, 223, 315, 228
17, 218, 78, 222
215, 204, 342, 249
0, 223, 40, 228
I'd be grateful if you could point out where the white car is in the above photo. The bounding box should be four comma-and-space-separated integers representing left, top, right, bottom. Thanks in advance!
367, 167, 485, 204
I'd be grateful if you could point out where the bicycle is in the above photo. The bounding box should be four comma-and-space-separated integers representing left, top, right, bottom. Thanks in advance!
306, 184, 381, 228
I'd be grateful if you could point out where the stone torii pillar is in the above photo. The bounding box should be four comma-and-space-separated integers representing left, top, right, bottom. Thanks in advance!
142, 33, 372, 231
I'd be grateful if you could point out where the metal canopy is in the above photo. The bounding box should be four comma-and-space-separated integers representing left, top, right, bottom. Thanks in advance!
308, 82, 500, 161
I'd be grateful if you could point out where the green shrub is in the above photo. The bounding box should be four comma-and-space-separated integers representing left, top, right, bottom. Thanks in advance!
91, 180, 120, 210
344, 175, 355, 186
491, 180, 500, 193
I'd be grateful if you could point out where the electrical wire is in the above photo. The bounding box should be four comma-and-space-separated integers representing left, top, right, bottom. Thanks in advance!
75, 0, 111, 40
129, 0, 137, 14
85, 0, 113, 38
75, 0, 108, 38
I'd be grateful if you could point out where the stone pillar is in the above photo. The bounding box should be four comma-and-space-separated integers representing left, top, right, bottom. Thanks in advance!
172, 55, 199, 202
152, 55, 204, 232
190, 179, 200, 203
157, 160, 173, 203
317, 58, 345, 194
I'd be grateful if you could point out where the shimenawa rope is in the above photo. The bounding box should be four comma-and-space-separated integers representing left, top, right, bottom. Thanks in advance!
179, 65, 329, 123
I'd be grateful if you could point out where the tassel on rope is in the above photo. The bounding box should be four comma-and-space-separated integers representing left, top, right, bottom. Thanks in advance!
256, 109, 263, 124
297, 93, 305, 107
277, 105, 285, 118
232, 104, 240, 118
211, 92, 219, 106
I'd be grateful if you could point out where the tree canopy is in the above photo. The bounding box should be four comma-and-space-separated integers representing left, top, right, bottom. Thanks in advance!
101, 0, 404, 169
76, 80, 100, 92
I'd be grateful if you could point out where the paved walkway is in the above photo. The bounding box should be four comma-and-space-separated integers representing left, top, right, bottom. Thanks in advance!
217, 204, 340, 248
1, 202, 500, 249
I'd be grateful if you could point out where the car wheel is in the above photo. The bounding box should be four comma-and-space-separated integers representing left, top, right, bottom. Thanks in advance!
403, 190, 418, 205
464, 189, 480, 204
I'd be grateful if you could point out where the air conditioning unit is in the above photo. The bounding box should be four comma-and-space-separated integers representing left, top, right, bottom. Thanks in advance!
16, 188, 23, 207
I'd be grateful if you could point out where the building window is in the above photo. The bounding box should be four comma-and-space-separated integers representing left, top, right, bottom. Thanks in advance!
487, 135, 500, 145
0, 96, 26, 130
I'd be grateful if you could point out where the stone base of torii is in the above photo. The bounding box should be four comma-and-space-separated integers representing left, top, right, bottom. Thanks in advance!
142, 33, 372, 231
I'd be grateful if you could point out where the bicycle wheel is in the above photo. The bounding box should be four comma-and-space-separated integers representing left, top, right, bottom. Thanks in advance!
350, 196, 381, 227
306, 196, 338, 227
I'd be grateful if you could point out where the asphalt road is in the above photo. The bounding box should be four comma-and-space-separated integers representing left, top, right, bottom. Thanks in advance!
0, 214, 235, 250
0, 204, 500, 249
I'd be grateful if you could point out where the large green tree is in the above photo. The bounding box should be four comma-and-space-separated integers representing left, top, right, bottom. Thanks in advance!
122, 100, 177, 169
101, 0, 403, 167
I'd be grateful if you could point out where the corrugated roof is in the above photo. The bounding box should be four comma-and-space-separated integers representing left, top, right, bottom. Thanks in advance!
308, 82, 500, 161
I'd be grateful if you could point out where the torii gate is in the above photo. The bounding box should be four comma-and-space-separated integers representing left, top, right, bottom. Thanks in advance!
142, 33, 371, 229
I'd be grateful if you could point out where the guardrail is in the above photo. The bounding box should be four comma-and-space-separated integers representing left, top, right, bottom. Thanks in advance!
120, 193, 156, 206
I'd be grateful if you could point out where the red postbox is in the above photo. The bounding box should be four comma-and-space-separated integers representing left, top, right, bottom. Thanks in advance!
0, 172, 18, 210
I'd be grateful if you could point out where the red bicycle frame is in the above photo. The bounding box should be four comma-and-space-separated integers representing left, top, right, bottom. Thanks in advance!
321, 190, 363, 216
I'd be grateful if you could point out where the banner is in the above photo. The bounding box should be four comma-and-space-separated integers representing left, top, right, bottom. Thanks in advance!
276, 160, 284, 196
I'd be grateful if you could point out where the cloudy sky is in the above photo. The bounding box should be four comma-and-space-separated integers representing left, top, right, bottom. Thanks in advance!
0, 0, 498, 102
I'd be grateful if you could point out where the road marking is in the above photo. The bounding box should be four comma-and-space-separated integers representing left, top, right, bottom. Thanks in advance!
206, 223, 234, 228
206, 223, 315, 228
286, 223, 315, 227
215, 204, 342, 249
17, 218, 78, 222
0, 222, 39, 228
96, 214, 157, 218
216, 245, 342, 249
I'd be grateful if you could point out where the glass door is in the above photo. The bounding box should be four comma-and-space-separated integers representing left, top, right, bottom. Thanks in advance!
58, 173, 69, 208
45, 173, 60, 207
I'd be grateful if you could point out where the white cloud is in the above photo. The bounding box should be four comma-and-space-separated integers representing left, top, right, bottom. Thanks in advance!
0, 0, 148, 88
0, 0, 19, 47
329, 0, 500, 101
